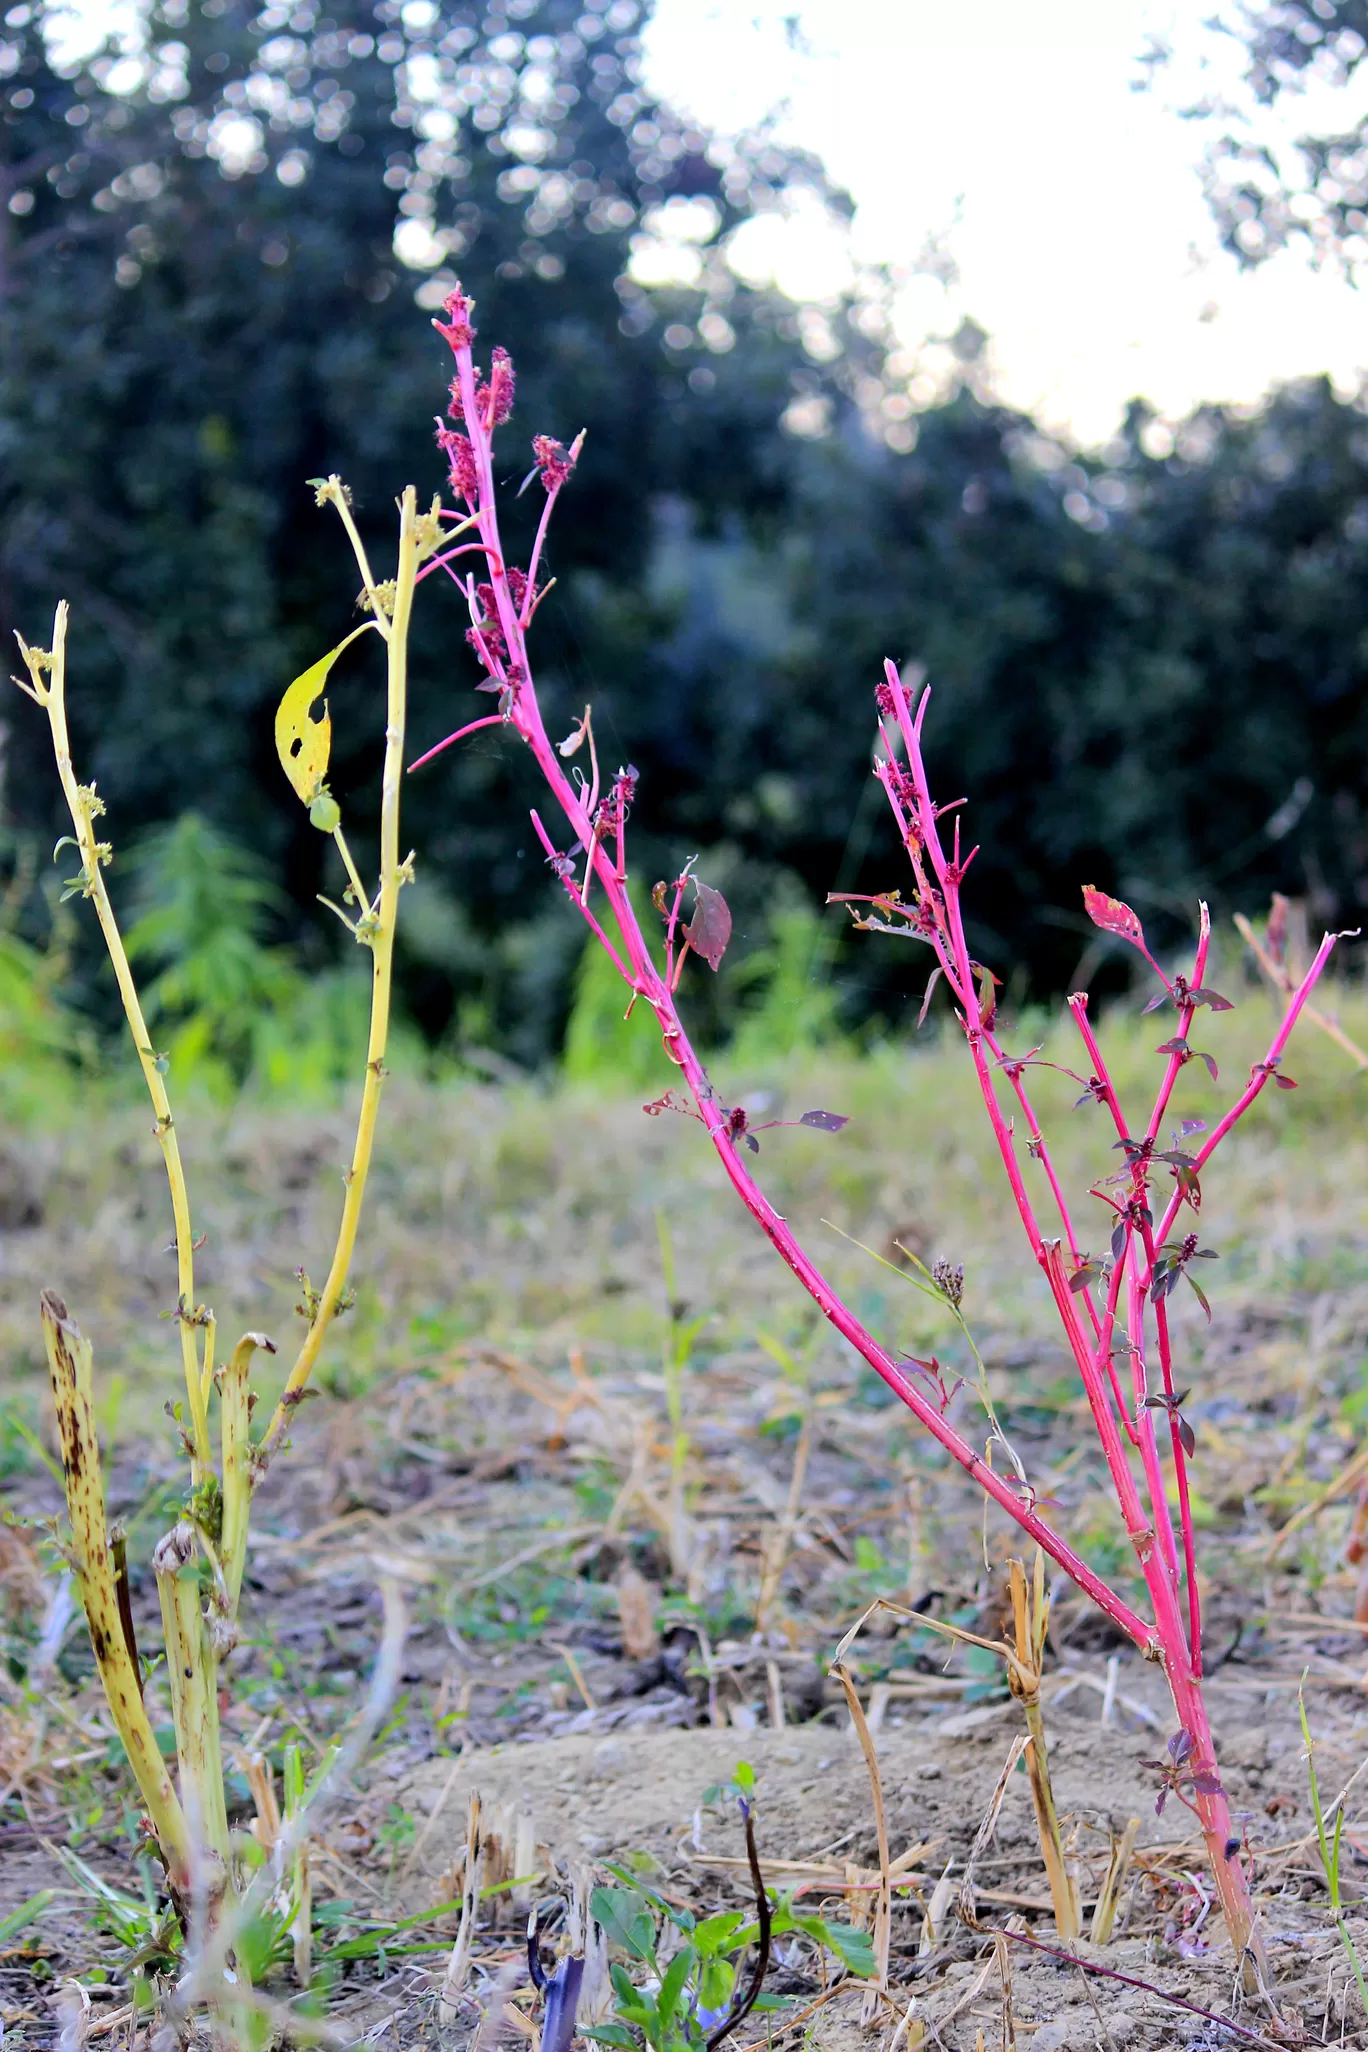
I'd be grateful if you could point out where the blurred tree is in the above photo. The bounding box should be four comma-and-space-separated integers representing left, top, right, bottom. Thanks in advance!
0, 0, 869, 1058
1193, 2, 1368, 267
8, 0, 1368, 1066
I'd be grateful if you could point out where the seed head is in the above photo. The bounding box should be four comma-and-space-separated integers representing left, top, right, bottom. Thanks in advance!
932, 1258, 964, 1308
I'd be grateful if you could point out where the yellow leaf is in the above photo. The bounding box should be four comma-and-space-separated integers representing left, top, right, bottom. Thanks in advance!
275, 625, 374, 804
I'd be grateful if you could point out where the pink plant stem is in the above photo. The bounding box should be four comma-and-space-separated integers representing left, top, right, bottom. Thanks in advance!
409, 715, 505, 771
879, 662, 1261, 1962
432, 321, 1264, 1963
435, 329, 1155, 1654
1147, 930, 1339, 1261
877, 686, 1182, 1629
1066, 993, 1187, 1598
415, 542, 488, 586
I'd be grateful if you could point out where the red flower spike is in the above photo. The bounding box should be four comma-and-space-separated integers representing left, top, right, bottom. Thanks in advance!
532, 435, 577, 493
436, 423, 478, 501
487, 346, 516, 427
433, 286, 475, 353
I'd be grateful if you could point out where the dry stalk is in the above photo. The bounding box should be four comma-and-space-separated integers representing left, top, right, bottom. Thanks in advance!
440, 1790, 485, 2024
833, 1575, 1078, 1941
39, 1292, 191, 1896
1235, 906, 1368, 1070
830, 1662, 891, 2026
1090, 1816, 1140, 1945
1005, 1555, 1079, 1940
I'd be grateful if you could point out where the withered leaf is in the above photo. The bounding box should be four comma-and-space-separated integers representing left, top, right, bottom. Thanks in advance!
684, 882, 732, 971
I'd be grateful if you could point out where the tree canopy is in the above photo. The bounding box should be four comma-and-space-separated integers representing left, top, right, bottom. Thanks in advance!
6, 0, 1368, 1064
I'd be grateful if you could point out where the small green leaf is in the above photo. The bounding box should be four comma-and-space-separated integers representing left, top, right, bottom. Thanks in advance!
656, 1945, 696, 2029
0, 1890, 54, 1945
693, 1911, 745, 1955
593, 1887, 657, 1964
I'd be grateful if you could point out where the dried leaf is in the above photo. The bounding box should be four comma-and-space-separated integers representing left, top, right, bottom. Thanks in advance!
918, 965, 944, 1028
1267, 892, 1289, 965
275, 624, 374, 804
799, 1109, 850, 1133
684, 882, 732, 972
1082, 885, 1147, 949
643, 1090, 700, 1122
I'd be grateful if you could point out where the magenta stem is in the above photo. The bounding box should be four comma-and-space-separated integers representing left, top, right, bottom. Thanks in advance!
409, 715, 504, 771
431, 330, 1155, 1655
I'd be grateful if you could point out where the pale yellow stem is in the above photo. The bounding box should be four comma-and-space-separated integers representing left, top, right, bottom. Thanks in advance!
19, 609, 210, 1471
257, 486, 417, 1463
154, 1520, 230, 1887
220, 1331, 274, 1610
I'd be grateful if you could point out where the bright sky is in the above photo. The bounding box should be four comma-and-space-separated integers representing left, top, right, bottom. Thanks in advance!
640, 0, 1368, 446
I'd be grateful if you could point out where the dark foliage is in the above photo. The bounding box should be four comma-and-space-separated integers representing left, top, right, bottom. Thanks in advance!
6, 0, 1368, 1063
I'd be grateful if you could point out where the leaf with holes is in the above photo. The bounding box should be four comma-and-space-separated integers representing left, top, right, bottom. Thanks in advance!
1188, 987, 1234, 1012
275, 624, 375, 805
1082, 885, 1147, 949
643, 1090, 700, 1122
684, 883, 732, 971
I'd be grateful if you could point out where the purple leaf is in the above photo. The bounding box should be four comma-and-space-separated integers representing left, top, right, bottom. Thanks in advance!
1188, 987, 1234, 1012
799, 1109, 850, 1133
1169, 1728, 1195, 1765
684, 882, 732, 971
1196, 1051, 1219, 1082
1177, 1416, 1196, 1458
1156, 1038, 1189, 1057
1180, 1118, 1207, 1137
1142, 991, 1170, 1015
1191, 1772, 1225, 1796
1275, 1072, 1298, 1089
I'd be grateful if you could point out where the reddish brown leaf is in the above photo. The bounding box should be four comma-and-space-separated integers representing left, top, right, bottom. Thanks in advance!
684, 882, 732, 971
643, 1090, 700, 1121
1082, 885, 1147, 949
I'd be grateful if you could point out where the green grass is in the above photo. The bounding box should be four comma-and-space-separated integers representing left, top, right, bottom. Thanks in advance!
2, 955, 1365, 1455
